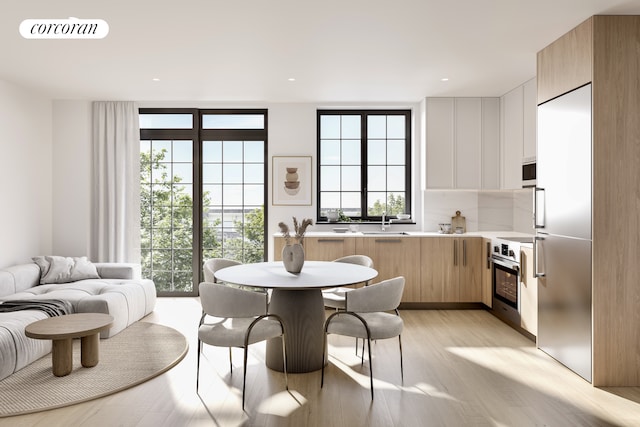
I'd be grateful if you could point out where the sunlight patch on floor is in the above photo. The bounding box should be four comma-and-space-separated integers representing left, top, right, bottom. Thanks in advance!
412, 382, 460, 402
256, 390, 307, 417
445, 345, 635, 423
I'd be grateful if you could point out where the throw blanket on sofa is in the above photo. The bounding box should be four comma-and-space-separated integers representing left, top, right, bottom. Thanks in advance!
0, 299, 73, 317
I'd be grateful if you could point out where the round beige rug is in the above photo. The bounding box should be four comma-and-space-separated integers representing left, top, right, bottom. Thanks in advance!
0, 321, 188, 417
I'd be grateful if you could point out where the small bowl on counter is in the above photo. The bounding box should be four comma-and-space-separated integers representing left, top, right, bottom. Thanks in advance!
332, 227, 349, 233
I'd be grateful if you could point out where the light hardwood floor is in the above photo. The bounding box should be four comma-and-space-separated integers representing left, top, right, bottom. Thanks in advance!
3, 298, 640, 426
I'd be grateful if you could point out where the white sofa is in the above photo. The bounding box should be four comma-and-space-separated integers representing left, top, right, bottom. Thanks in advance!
0, 261, 156, 381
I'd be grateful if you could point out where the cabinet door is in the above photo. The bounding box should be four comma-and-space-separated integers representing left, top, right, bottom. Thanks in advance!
482, 98, 500, 189
356, 237, 421, 302
426, 98, 455, 188
537, 18, 592, 104
523, 78, 537, 161
519, 246, 537, 335
420, 237, 457, 302
457, 238, 483, 302
455, 98, 482, 189
273, 236, 355, 261
304, 237, 355, 261
501, 86, 524, 189
481, 238, 493, 307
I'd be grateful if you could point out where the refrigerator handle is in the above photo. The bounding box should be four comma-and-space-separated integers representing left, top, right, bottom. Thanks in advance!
533, 187, 545, 229
534, 235, 546, 278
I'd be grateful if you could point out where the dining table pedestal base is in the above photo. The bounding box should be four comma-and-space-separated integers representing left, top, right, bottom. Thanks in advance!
266, 288, 327, 373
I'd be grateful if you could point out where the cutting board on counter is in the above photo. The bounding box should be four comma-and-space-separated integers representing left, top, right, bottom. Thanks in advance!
451, 211, 466, 233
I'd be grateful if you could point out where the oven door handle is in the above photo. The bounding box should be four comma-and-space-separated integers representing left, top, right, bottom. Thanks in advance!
491, 256, 519, 272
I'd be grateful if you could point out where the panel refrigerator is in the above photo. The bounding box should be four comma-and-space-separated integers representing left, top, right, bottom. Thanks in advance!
535, 83, 592, 383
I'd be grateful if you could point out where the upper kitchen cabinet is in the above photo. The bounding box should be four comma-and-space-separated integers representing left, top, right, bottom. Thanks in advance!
537, 19, 592, 104
426, 97, 500, 190
500, 77, 537, 189
522, 78, 537, 161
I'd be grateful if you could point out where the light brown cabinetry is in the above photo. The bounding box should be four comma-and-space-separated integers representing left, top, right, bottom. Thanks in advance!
274, 236, 355, 261
537, 15, 640, 386
537, 19, 592, 104
274, 235, 483, 304
420, 237, 482, 303
519, 247, 537, 335
481, 238, 492, 307
355, 237, 421, 302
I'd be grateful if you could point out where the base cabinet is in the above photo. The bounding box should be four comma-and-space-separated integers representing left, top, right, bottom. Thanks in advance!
421, 237, 482, 302
274, 236, 355, 261
274, 235, 482, 304
355, 237, 421, 302
482, 238, 492, 307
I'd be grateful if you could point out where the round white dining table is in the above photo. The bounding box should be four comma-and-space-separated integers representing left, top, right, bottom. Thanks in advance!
214, 261, 378, 373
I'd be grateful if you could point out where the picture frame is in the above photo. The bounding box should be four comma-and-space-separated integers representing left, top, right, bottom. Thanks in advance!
272, 156, 312, 206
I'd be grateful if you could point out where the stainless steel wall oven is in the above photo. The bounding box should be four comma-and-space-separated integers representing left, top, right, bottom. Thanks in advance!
490, 237, 530, 326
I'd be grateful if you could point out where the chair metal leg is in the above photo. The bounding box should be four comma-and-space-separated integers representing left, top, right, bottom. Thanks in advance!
242, 346, 248, 410
361, 338, 365, 365
366, 337, 374, 400
399, 334, 404, 382
229, 347, 233, 374
196, 339, 201, 390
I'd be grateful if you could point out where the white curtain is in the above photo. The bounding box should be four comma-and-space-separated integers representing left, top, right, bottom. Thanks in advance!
91, 101, 140, 263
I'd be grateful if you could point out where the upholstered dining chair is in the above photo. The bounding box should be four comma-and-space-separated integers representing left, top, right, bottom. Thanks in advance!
203, 258, 241, 283
197, 282, 288, 410
203, 258, 266, 294
322, 255, 374, 310
321, 276, 405, 400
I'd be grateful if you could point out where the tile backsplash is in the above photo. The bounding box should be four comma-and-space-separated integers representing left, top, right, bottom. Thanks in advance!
424, 189, 533, 233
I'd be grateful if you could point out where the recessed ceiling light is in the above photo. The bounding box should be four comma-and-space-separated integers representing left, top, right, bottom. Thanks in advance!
152, 78, 160, 82
287, 77, 296, 82
441, 78, 449, 82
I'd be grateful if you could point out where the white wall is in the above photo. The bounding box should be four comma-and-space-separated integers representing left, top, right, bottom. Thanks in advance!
0, 79, 52, 268
52, 100, 92, 256
52, 100, 422, 260
423, 189, 534, 234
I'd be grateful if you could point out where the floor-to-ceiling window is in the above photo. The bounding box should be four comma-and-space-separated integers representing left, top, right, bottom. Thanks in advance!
139, 109, 267, 296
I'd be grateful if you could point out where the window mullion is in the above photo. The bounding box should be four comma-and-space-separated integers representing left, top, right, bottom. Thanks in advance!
361, 112, 368, 221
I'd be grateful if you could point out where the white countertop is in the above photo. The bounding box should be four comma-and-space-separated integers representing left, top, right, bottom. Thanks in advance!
274, 230, 534, 239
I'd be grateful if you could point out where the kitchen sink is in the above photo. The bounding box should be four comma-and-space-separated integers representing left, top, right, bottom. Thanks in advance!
361, 231, 410, 235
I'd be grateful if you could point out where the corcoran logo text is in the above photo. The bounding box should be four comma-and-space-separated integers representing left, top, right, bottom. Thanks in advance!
19, 17, 109, 39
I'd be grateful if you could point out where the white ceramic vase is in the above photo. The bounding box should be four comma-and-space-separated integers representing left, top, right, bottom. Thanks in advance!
282, 243, 305, 274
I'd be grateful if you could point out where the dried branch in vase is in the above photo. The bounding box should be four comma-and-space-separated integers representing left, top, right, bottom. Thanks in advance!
279, 217, 313, 245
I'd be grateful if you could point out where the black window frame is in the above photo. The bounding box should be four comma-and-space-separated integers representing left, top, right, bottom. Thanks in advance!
139, 108, 268, 297
316, 109, 412, 222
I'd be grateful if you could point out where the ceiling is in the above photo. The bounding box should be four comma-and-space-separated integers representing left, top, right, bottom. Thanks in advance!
2, 0, 639, 103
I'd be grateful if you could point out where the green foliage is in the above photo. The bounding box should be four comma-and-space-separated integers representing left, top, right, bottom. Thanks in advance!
337, 209, 351, 222
140, 147, 265, 293
368, 193, 406, 216
225, 205, 265, 264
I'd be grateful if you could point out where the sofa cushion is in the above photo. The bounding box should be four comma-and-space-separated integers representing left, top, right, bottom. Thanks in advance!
1, 278, 157, 338
0, 264, 40, 298
0, 311, 51, 381
32, 256, 100, 285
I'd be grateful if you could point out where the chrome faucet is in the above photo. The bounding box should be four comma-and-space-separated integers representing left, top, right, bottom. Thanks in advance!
381, 211, 388, 231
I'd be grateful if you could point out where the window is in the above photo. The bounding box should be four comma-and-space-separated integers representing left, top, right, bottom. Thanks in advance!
140, 109, 267, 296
317, 110, 411, 221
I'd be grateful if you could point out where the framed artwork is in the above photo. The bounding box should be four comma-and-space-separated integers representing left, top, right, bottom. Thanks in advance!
272, 156, 312, 205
